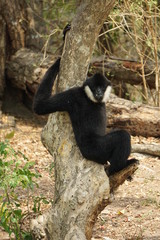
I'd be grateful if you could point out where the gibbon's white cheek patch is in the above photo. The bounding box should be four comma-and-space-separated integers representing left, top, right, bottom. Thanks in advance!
102, 86, 112, 103
84, 86, 97, 103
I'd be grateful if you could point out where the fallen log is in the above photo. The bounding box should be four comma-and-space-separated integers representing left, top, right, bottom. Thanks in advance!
6, 48, 160, 137
6, 48, 55, 97
106, 94, 160, 137
91, 56, 156, 88
6, 48, 156, 97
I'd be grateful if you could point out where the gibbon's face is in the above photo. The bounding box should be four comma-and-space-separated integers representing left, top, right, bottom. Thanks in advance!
84, 73, 112, 103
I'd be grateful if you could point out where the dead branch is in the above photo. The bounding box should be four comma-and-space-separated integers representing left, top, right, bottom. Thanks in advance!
132, 143, 160, 157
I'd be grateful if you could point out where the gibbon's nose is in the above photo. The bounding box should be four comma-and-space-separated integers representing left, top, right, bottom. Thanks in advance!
95, 89, 103, 101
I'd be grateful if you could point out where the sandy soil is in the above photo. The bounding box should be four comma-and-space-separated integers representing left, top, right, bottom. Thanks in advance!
0, 108, 160, 240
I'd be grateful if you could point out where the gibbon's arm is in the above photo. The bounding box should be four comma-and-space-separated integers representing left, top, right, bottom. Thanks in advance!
33, 58, 72, 115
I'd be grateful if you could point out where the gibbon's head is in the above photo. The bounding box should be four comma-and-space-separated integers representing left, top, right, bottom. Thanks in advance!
83, 73, 112, 103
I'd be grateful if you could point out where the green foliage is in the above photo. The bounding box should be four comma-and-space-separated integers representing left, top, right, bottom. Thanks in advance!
32, 196, 50, 213
41, 0, 77, 54
43, 0, 76, 25
105, 0, 160, 105
0, 140, 50, 239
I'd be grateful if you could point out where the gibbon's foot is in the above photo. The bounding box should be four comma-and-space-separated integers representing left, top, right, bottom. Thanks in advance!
126, 158, 139, 181
63, 23, 71, 40
109, 158, 139, 192
127, 158, 139, 166
105, 158, 139, 177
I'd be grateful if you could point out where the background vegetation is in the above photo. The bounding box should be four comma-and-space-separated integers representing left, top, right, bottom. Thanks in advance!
40, 0, 160, 106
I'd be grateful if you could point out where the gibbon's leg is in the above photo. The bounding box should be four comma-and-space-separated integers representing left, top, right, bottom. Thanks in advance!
104, 130, 132, 175
80, 130, 134, 175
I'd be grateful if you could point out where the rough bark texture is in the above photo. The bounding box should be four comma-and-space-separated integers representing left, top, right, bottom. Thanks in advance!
0, 0, 27, 54
0, 0, 45, 100
106, 94, 160, 137
0, 0, 44, 55
6, 48, 53, 97
58, 1, 117, 90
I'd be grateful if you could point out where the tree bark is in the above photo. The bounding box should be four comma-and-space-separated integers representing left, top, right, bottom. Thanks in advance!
6, 48, 51, 97
0, 0, 45, 55
0, 0, 46, 102
30, 161, 139, 240
42, 1, 117, 238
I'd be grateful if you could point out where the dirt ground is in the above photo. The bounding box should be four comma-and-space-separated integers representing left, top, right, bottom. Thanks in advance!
0, 104, 160, 240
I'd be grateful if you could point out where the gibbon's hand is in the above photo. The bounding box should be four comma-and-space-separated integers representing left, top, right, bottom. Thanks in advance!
63, 23, 71, 40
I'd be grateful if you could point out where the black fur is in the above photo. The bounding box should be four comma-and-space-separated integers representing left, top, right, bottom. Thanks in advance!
33, 59, 137, 175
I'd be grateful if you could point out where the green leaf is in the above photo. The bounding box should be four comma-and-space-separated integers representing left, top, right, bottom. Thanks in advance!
13, 209, 22, 217
22, 232, 33, 240
5, 131, 15, 139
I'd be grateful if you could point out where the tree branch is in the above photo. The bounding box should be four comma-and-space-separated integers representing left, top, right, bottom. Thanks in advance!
132, 143, 160, 157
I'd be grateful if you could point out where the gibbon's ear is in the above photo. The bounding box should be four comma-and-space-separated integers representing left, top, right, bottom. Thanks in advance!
102, 85, 112, 103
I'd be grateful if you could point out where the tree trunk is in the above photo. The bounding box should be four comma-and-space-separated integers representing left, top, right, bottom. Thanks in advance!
31, 1, 120, 240
0, 0, 44, 55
